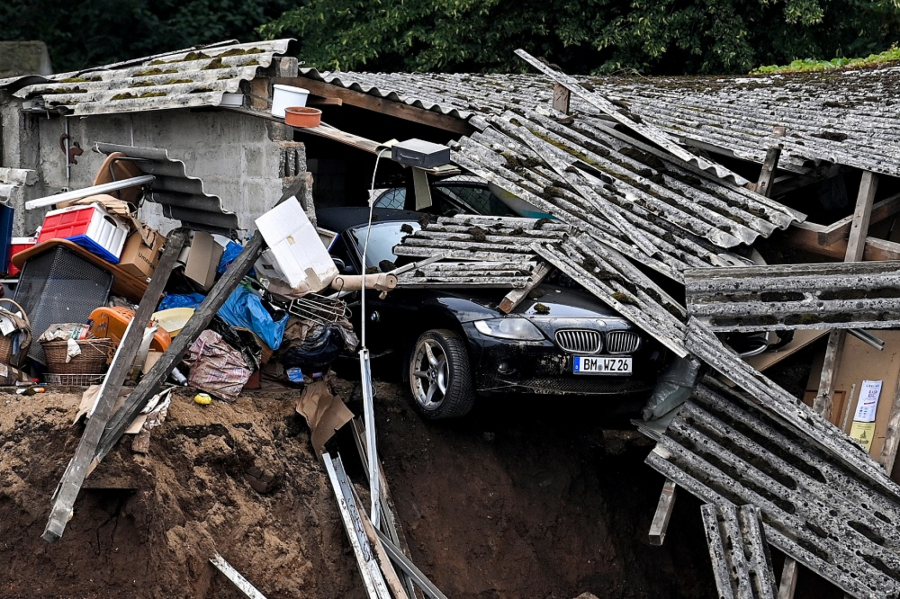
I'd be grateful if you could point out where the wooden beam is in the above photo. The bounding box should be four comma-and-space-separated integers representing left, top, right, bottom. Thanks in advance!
42, 229, 187, 543
879, 376, 900, 476
552, 83, 570, 115
753, 145, 782, 198
782, 223, 900, 261
91, 233, 266, 467
649, 480, 677, 546
273, 77, 475, 136
499, 260, 552, 313
845, 171, 879, 262
814, 172, 878, 420
777, 557, 799, 599
817, 191, 900, 246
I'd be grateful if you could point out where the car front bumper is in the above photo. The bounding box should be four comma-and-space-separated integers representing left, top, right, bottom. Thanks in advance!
461, 323, 664, 396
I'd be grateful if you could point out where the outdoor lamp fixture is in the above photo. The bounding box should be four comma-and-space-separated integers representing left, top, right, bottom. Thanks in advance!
390, 138, 451, 168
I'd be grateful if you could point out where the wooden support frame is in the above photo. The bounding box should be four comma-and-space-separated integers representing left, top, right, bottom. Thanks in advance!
42, 229, 187, 543
649, 480, 677, 546
273, 77, 475, 136
813, 172, 879, 420
552, 83, 571, 115
91, 233, 266, 468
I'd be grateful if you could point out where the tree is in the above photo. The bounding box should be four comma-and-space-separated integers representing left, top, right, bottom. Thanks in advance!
0, 0, 293, 73
259, 0, 900, 75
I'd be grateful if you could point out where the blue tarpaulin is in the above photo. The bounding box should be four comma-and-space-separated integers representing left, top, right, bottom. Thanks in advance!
217, 285, 287, 349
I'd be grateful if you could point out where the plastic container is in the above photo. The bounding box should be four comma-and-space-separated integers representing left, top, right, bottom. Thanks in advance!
8, 237, 37, 275
88, 306, 171, 352
271, 84, 309, 117
37, 203, 129, 263
285, 106, 322, 128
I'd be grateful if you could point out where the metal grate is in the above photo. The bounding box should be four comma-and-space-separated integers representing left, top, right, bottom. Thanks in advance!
14, 246, 113, 365
606, 331, 641, 354
555, 329, 602, 354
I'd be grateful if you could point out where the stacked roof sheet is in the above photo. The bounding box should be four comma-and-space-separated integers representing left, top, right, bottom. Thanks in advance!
4, 39, 292, 116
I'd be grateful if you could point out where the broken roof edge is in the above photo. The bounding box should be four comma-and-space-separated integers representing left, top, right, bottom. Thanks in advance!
513, 49, 750, 188
299, 67, 478, 122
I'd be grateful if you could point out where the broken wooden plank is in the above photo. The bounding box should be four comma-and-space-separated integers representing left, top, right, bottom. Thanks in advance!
552, 82, 570, 114
814, 171, 879, 422
42, 229, 186, 543
648, 480, 677, 546
209, 553, 269, 599
499, 261, 552, 313
784, 222, 900, 261
752, 145, 782, 198
777, 557, 799, 599
92, 233, 265, 467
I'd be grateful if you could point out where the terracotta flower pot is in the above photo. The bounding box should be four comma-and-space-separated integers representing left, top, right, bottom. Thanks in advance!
284, 106, 322, 128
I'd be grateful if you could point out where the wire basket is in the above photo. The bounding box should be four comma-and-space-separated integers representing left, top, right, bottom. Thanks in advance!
42, 338, 115, 375
44, 373, 106, 386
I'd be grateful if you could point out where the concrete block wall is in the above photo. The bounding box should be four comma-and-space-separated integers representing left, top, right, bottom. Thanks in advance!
20, 108, 306, 235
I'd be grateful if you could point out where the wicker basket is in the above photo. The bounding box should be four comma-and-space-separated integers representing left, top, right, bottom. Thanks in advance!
42, 338, 115, 375
0, 299, 31, 368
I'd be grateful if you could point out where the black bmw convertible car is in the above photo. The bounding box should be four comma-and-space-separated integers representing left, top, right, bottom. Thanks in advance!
318, 208, 668, 419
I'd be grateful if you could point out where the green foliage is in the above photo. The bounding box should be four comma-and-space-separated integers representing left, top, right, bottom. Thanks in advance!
0, 0, 292, 72
260, 0, 900, 75
752, 43, 900, 74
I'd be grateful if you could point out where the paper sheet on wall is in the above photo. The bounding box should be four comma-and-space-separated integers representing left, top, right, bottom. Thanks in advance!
854, 379, 882, 423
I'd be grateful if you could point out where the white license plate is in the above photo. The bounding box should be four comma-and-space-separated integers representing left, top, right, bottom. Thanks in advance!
573, 356, 633, 375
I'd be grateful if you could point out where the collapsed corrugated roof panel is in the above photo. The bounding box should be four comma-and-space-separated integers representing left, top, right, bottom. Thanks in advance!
301, 68, 804, 281
8, 40, 292, 116
700, 504, 777, 599
588, 65, 900, 178
95, 142, 239, 234
686, 261, 900, 332
648, 381, 900, 598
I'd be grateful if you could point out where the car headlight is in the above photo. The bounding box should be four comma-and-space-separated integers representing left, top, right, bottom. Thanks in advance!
474, 318, 545, 341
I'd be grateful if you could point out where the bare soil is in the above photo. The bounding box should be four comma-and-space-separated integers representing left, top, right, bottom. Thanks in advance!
0, 382, 717, 599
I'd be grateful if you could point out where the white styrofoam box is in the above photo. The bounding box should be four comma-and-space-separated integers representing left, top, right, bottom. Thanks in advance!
254, 196, 337, 295
271, 84, 309, 118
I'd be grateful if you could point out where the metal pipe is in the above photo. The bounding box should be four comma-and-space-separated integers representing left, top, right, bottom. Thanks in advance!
847, 328, 885, 351
25, 175, 155, 210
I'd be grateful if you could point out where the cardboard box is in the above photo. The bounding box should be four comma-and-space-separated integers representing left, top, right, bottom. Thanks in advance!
118, 224, 166, 279
254, 196, 337, 295
177, 231, 224, 292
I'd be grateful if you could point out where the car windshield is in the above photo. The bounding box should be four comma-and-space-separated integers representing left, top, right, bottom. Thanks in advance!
347, 220, 420, 268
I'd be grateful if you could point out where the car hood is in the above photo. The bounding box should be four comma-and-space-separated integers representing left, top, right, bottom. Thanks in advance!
435, 284, 627, 323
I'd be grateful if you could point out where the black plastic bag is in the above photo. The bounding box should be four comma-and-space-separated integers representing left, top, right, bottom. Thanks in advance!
280, 323, 344, 374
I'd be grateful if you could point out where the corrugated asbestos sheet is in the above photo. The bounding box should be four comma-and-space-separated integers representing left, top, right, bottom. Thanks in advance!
394, 215, 690, 358
649, 380, 900, 598
685, 261, 900, 332
4, 39, 292, 116
587, 66, 900, 178
0, 167, 36, 204
302, 69, 804, 281
95, 142, 239, 234
700, 504, 777, 599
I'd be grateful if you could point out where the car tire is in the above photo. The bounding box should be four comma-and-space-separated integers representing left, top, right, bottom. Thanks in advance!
408, 329, 475, 419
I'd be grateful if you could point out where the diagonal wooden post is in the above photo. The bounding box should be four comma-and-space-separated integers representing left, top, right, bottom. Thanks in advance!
91, 232, 265, 468
813, 171, 878, 420
43, 229, 187, 542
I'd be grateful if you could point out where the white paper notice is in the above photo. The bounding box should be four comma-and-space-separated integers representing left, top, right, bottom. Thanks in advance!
854, 380, 883, 423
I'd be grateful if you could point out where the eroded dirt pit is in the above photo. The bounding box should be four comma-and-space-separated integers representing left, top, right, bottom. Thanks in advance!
0, 382, 718, 599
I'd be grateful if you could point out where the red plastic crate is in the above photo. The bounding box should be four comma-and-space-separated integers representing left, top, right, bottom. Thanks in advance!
37, 204, 128, 263
8, 237, 36, 276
